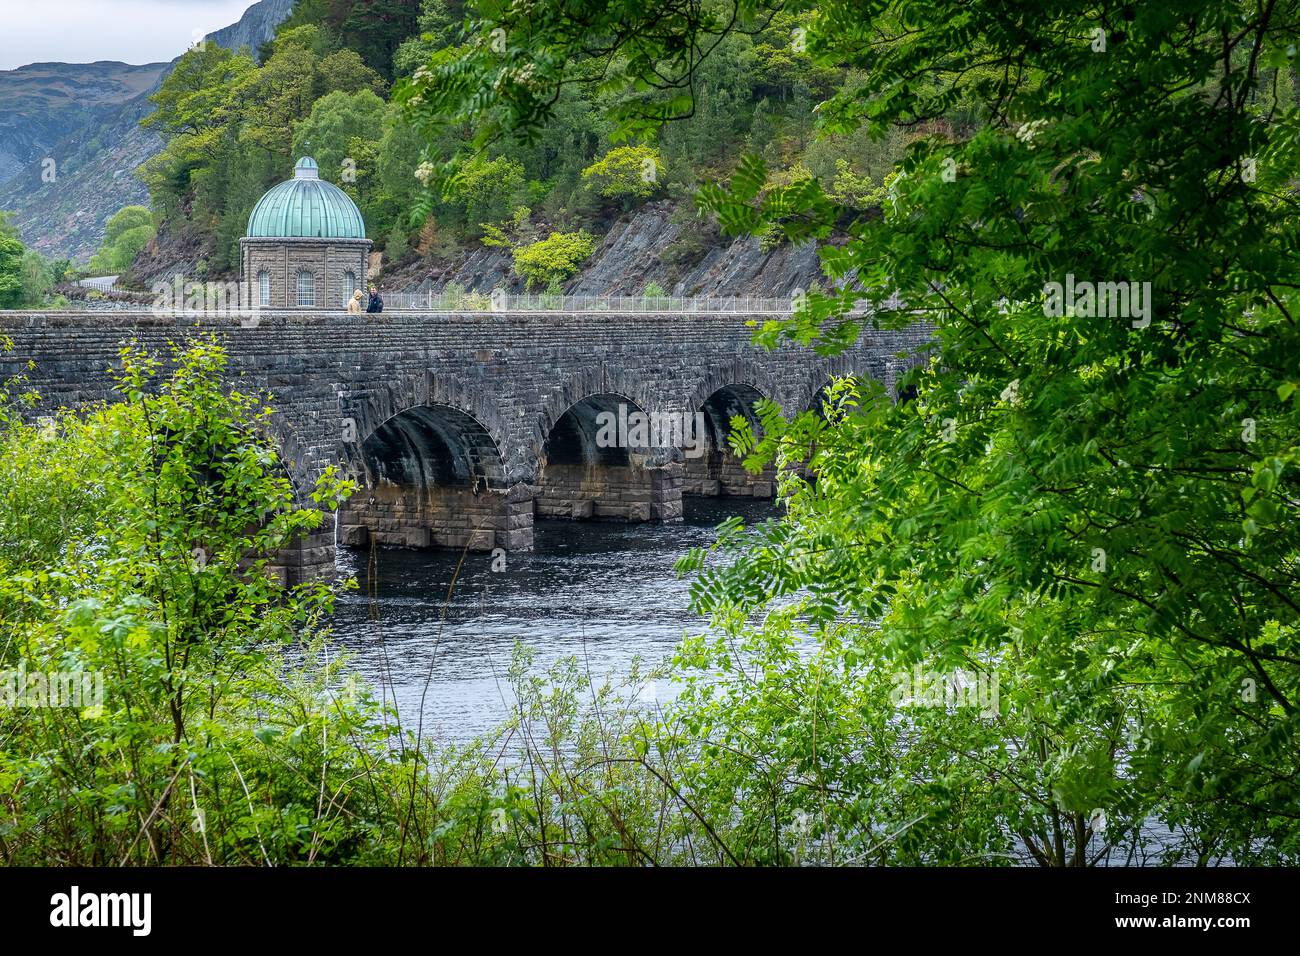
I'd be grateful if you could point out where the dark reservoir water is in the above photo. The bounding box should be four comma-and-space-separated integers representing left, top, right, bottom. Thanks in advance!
330, 497, 776, 744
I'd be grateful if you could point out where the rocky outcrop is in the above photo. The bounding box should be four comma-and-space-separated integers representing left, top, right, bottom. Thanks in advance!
569, 200, 824, 298
382, 199, 830, 299
207, 0, 296, 54
124, 205, 218, 291
413, 244, 516, 293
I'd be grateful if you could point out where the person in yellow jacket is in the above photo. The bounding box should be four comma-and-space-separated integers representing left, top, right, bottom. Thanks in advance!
347, 289, 364, 314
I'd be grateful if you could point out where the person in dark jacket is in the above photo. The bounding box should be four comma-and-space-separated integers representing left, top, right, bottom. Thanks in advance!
366, 286, 383, 313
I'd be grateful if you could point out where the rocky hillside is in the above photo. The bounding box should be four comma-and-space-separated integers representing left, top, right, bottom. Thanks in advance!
0, 85, 164, 262
0, 0, 295, 263
380, 199, 826, 299
0, 61, 167, 188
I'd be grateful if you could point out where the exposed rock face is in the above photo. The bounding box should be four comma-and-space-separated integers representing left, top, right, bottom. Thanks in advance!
0, 91, 163, 262
568, 200, 824, 298
0, 61, 168, 189
383, 199, 831, 299
207, 0, 297, 53
414, 245, 515, 293
0, 0, 296, 262
126, 204, 215, 290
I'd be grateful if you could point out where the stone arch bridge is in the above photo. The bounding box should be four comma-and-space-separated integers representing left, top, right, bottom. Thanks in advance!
0, 310, 930, 581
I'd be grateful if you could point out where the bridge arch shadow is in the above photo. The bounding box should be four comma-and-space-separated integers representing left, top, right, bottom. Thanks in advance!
361, 404, 505, 491
339, 403, 531, 553
537, 392, 683, 523
682, 382, 778, 499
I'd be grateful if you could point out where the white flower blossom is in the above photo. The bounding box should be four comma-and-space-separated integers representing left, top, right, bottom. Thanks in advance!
1015, 119, 1049, 145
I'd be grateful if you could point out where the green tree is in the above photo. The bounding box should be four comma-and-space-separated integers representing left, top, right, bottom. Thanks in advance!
403, 0, 1300, 865
292, 88, 388, 184
283, 0, 421, 81
140, 45, 257, 176
87, 206, 155, 275
443, 155, 525, 235
0, 233, 24, 307
19, 251, 57, 306
511, 230, 595, 290
581, 145, 664, 207
393, 0, 461, 77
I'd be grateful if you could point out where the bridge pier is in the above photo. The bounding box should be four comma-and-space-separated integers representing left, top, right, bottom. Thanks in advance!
537, 460, 683, 523
536, 393, 685, 524
274, 527, 339, 585
681, 451, 776, 498
339, 481, 535, 553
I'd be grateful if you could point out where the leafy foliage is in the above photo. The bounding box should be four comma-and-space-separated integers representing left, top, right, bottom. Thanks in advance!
511, 230, 596, 290
87, 206, 155, 274
398, 0, 1300, 864
581, 145, 664, 206
0, 233, 22, 307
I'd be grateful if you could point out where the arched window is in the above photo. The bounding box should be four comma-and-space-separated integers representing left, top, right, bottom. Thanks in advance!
297, 270, 315, 307
258, 270, 271, 307
343, 270, 356, 306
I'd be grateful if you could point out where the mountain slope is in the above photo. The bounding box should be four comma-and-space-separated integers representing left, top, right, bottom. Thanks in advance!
0, 0, 296, 262
0, 61, 168, 189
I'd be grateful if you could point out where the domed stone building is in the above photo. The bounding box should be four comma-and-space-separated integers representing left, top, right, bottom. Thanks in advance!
240, 157, 371, 309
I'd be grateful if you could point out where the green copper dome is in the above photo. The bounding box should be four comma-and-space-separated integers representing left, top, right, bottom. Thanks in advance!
245, 157, 366, 239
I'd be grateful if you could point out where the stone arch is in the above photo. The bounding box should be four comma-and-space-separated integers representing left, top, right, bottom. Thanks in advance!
336, 373, 529, 553
535, 376, 682, 524
682, 358, 782, 420
683, 380, 777, 499
797, 354, 866, 414
360, 403, 507, 492
533, 365, 660, 462
541, 392, 648, 471
342, 371, 516, 479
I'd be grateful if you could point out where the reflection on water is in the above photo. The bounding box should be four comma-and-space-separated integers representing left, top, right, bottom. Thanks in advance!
330, 498, 776, 743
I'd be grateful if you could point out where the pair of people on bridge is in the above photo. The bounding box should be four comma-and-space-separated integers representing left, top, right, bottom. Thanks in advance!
347, 286, 384, 315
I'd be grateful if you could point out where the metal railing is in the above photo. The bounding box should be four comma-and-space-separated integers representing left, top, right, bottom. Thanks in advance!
376, 292, 805, 313
76, 276, 123, 293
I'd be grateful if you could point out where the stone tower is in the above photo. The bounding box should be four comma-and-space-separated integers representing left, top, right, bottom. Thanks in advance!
239, 157, 371, 310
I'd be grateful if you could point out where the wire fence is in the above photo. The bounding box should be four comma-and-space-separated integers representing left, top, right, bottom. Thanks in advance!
377, 292, 808, 313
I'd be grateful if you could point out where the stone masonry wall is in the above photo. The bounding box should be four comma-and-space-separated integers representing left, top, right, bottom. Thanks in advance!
0, 309, 933, 579
241, 239, 369, 310
340, 483, 532, 553
537, 461, 684, 523
682, 451, 777, 498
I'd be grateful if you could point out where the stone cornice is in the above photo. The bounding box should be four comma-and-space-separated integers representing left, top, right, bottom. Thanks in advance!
239, 236, 373, 248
